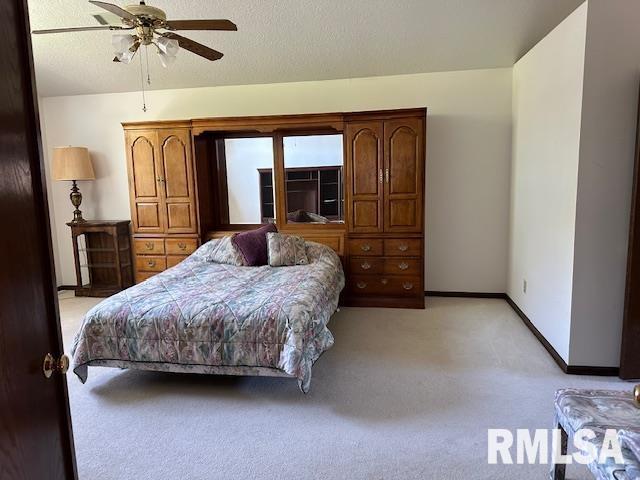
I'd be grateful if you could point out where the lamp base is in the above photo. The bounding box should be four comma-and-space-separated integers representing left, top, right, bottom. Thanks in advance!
69, 180, 86, 224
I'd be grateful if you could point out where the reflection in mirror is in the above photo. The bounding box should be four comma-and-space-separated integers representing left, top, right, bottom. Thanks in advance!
224, 137, 275, 224
283, 134, 344, 224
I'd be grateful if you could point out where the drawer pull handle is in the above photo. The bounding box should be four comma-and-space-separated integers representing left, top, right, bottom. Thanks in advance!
356, 281, 367, 289
378, 169, 383, 184
360, 262, 371, 270
398, 262, 409, 270
147, 260, 156, 268
403, 282, 414, 290
145, 242, 154, 250
381, 278, 388, 285
178, 242, 187, 250
360, 244, 371, 252
398, 244, 409, 252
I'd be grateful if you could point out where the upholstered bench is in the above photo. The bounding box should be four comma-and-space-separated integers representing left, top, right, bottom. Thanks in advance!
552, 388, 640, 480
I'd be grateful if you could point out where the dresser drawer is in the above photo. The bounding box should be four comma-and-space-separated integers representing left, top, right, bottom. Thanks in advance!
135, 271, 158, 283
165, 238, 198, 255
350, 275, 422, 297
383, 258, 421, 276
134, 238, 165, 255
349, 239, 383, 256
135, 255, 166, 272
350, 257, 384, 275
384, 239, 421, 256
167, 255, 188, 268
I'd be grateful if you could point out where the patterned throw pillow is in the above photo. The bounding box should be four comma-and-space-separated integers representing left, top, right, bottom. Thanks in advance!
266, 233, 309, 267
205, 236, 246, 266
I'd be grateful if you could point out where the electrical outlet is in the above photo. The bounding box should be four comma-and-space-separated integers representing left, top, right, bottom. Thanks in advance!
523, 279, 527, 294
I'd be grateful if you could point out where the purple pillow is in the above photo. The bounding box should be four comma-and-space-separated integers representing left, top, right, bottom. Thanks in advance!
231, 223, 277, 266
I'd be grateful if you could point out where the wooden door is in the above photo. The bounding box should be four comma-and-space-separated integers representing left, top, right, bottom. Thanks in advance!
157, 129, 197, 233
383, 118, 424, 233
621, 85, 640, 379
1, 0, 77, 477
125, 130, 165, 233
345, 121, 384, 233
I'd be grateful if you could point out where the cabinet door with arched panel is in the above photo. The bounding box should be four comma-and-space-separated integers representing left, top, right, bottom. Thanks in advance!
157, 129, 197, 233
345, 121, 384, 233
383, 118, 424, 233
125, 130, 165, 233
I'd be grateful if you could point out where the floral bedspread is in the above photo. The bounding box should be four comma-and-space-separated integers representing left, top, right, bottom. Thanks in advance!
71, 240, 345, 392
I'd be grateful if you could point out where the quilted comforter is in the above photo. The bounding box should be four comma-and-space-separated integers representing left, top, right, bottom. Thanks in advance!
71, 240, 345, 392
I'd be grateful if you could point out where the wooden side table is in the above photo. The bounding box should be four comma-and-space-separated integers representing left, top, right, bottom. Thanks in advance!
68, 220, 133, 297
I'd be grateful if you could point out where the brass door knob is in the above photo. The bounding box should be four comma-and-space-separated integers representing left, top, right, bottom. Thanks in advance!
43, 353, 70, 378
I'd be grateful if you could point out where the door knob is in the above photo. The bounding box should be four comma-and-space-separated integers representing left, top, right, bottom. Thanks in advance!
43, 353, 70, 378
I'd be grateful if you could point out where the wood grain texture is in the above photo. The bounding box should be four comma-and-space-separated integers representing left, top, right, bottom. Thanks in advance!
0, 1, 77, 478
621, 83, 640, 379
345, 122, 384, 233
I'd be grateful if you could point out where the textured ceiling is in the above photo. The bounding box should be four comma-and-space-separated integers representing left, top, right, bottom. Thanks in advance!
28, 0, 585, 97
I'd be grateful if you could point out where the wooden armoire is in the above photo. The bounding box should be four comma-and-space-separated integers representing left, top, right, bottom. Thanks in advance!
123, 108, 426, 308
124, 122, 199, 283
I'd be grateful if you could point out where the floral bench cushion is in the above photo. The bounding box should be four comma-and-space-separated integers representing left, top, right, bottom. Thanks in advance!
554, 388, 640, 480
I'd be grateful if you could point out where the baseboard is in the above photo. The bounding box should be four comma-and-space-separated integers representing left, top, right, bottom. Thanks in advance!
425, 291, 507, 299
504, 295, 619, 377
57, 285, 76, 291
565, 365, 620, 376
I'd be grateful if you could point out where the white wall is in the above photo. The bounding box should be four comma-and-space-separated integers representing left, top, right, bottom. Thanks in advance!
569, 0, 640, 367
39, 68, 513, 290
225, 138, 274, 224
508, 3, 587, 363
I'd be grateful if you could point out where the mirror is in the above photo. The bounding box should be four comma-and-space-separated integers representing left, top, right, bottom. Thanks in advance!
283, 134, 344, 223
224, 137, 275, 224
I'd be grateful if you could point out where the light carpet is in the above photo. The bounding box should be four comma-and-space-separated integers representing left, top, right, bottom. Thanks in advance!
58, 292, 628, 480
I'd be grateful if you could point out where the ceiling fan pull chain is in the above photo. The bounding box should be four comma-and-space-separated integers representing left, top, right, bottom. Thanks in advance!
145, 45, 151, 86
139, 50, 147, 112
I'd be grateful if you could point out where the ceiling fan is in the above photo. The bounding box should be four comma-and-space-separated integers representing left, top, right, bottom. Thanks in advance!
32, 0, 237, 67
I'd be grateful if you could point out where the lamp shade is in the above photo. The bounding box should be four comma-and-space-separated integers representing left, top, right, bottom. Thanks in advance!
52, 147, 95, 181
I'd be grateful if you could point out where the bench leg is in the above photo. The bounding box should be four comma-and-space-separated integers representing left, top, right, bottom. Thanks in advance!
550, 423, 568, 480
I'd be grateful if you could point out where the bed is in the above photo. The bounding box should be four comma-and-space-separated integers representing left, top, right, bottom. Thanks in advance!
71, 239, 345, 393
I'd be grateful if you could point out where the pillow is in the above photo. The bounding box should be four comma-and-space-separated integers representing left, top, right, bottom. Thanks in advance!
231, 223, 277, 266
266, 233, 309, 267
205, 236, 246, 266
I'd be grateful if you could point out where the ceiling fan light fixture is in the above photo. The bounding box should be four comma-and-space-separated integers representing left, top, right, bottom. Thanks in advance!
112, 33, 137, 63
157, 50, 177, 68
156, 36, 179, 57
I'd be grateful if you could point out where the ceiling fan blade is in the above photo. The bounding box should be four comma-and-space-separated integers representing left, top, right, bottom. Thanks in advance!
164, 19, 237, 31
32, 25, 126, 34
88, 1, 137, 23
93, 12, 121, 25
162, 32, 224, 61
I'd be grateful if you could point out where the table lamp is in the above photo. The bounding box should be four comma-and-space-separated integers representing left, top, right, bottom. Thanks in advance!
52, 146, 95, 224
